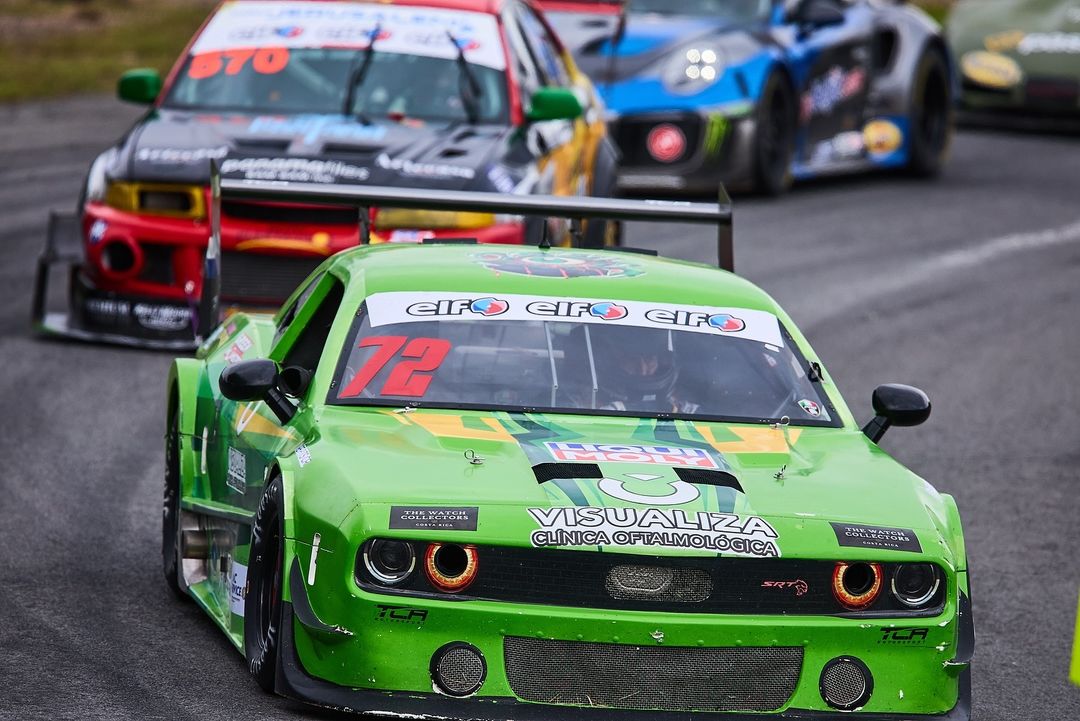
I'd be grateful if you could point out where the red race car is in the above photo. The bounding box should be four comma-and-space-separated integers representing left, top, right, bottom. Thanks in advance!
33, 0, 617, 349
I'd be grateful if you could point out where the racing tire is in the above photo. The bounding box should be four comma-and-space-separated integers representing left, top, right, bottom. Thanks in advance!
245, 474, 285, 694
162, 400, 186, 600
752, 72, 796, 197
907, 46, 953, 177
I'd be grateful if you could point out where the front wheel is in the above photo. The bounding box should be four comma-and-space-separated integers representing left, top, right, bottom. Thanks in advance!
244, 475, 285, 693
907, 46, 953, 177
753, 72, 796, 196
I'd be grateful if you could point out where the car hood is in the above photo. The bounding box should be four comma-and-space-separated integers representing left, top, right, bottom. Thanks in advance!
949, 0, 1080, 72
305, 407, 957, 563
548, 12, 751, 83
115, 109, 507, 189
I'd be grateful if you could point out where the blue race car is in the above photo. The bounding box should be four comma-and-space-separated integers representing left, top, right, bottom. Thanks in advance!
540, 0, 954, 194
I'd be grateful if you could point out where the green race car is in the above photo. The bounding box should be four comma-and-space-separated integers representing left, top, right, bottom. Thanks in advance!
164, 181, 972, 719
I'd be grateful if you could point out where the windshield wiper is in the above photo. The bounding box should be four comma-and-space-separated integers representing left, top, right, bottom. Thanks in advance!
342, 24, 382, 121
446, 31, 482, 124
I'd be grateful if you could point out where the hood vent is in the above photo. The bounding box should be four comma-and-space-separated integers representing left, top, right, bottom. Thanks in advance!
233, 138, 291, 152
533, 463, 603, 484
673, 468, 743, 493
322, 143, 380, 158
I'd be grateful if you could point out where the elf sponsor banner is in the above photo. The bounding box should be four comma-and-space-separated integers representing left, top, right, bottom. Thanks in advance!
527, 506, 781, 558
193, 1, 506, 70
364, 291, 784, 347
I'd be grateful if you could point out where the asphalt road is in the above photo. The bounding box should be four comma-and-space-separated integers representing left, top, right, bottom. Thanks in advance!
1, 96, 1079, 721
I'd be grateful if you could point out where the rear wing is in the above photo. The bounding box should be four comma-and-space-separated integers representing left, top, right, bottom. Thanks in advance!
199, 160, 733, 337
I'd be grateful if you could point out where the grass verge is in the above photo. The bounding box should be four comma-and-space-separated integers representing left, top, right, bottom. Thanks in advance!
0, 0, 215, 103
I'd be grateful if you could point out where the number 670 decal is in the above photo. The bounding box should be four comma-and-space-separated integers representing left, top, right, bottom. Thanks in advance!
339, 336, 451, 399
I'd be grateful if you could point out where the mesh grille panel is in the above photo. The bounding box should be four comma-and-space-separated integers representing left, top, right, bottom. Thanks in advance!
503, 637, 802, 712
435, 646, 485, 695
605, 565, 711, 602
822, 661, 866, 708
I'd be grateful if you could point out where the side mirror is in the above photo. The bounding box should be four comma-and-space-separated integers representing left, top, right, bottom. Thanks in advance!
220, 359, 296, 423
862, 384, 931, 442
526, 87, 583, 123
794, 0, 846, 31
118, 68, 162, 105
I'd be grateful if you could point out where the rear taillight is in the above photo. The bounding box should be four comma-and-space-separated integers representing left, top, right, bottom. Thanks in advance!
890, 563, 941, 608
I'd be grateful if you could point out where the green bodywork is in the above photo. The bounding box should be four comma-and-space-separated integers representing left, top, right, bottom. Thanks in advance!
168, 244, 969, 715
949, 0, 1080, 111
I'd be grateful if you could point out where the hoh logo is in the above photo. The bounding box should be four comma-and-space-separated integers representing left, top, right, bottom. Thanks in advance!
407, 297, 509, 318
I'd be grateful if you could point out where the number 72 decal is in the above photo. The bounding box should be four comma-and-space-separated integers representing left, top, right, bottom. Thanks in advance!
339, 336, 452, 399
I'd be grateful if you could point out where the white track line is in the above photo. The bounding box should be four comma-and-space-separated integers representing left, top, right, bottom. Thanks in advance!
805, 217, 1080, 328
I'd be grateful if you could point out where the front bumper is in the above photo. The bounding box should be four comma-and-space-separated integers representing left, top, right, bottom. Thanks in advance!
610, 110, 756, 195
279, 559, 972, 719
32, 200, 529, 349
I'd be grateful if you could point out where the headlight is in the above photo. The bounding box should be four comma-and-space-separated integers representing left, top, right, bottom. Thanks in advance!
832, 561, 883, 610
423, 542, 478, 593
662, 44, 724, 95
890, 563, 941, 608
360, 539, 417, 586
83, 149, 116, 204
104, 181, 206, 219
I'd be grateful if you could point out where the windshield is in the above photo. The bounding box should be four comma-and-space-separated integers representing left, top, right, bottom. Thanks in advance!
164, 1, 508, 123
629, 0, 771, 19
330, 292, 837, 426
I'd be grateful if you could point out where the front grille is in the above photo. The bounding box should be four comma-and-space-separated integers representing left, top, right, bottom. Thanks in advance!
1025, 76, 1080, 109
223, 200, 360, 226
612, 115, 703, 167
504, 637, 802, 712
358, 545, 946, 617
220, 251, 324, 304
138, 243, 174, 285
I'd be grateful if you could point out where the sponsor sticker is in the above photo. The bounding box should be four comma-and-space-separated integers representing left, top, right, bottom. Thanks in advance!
229, 562, 248, 616
248, 114, 387, 144
375, 604, 429, 624
528, 506, 780, 558
365, 291, 784, 347
831, 522, 922, 553
801, 65, 866, 120
88, 219, 108, 245
136, 146, 229, 164
223, 333, 254, 365
192, 1, 506, 69
544, 442, 719, 469
960, 51, 1023, 90
227, 447, 246, 492
389, 506, 478, 531
879, 627, 929, 644
296, 443, 312, 467
221, 156, 370, 183
376, 152, 475, 180
863, 120, 903, 158
798, 399, 821, 417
